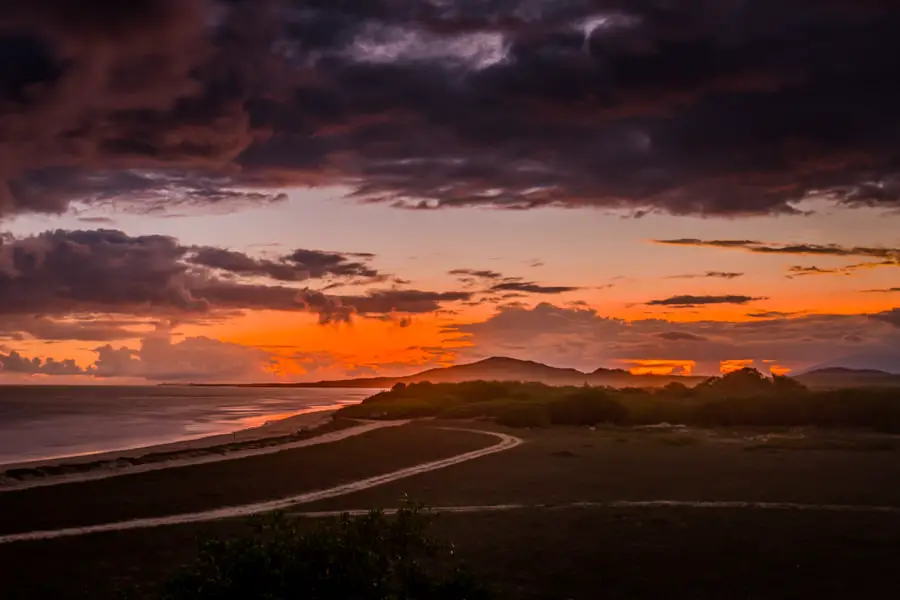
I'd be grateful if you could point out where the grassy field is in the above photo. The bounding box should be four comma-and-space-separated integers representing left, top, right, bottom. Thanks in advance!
0, 423, 492, 535
2, 421, 900, 599
301, 421, 900, 512
2, 506, 899, 599
428, 507, 900, 600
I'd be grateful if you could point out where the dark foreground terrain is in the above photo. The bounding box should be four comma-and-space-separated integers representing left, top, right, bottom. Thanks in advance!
3, 505, 899, 600
2, 422, 900, 599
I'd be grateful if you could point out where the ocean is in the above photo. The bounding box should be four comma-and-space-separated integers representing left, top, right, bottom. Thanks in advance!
0, 386, 375, 466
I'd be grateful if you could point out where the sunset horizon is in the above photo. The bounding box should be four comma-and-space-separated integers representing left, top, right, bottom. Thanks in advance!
2, 207, 898, 384
1, 0, 898, 384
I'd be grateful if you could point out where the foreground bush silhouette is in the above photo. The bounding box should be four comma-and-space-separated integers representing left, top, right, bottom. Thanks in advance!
695, 367, 776, 398
160, 506, 491, 600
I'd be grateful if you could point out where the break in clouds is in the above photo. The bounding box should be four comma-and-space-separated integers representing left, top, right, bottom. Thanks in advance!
0, 228, 473, 326
3, 1, 900, 217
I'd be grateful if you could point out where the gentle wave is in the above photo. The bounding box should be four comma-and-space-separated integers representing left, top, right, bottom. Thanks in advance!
0, 386, 375, 466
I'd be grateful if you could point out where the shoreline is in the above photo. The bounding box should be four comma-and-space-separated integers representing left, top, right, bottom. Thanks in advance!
0, 408, 341, 474
0, 426, 517, 543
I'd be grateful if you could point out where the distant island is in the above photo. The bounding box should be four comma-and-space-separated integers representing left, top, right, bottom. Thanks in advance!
178, 356, 900, 389
797, 367, 900, 388
177, 357, 698, 389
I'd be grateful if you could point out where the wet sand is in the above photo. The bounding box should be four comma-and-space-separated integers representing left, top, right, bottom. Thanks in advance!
0, 409, 360, 492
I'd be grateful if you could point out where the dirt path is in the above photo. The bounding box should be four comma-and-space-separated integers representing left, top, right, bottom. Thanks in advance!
0, 428, 523, 544
293, 500, 900, 518
0, 419, 410, 493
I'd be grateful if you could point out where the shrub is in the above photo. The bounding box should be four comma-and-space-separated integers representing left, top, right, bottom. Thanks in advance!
657, 381, 693, 399
339, 399, 440, 419
696, 368, 772, 398
454, 381, 515, 403
549, 389, 628, 426
336, 378, 900, 432
160, 506, 491, 600
495, 404, 550, 428
771, 375, 808, 395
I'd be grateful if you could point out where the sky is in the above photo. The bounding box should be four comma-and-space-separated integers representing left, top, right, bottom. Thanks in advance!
0, 0, 898, 383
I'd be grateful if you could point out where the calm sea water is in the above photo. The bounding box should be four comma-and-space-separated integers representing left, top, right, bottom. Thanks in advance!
0, 386, 376, 465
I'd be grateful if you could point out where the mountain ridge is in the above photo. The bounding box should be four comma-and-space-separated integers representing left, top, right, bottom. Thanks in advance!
189, 356, 700, 388
801, 367, 895, 377
177, 357, 900, 389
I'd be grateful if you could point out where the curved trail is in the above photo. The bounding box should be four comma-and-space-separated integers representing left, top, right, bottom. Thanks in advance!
0, 420, 410, 493
0, 428, 523, 544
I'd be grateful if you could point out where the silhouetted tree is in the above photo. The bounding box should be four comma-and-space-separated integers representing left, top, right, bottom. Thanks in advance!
696, 368, 772, 398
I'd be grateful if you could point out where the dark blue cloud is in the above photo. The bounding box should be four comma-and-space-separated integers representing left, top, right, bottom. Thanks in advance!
2, 1, 900, 216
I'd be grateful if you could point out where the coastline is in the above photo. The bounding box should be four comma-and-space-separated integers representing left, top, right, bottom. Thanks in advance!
1, 408, 340, 473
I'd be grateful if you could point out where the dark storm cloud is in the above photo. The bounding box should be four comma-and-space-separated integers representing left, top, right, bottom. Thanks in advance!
786, 265, 846, 278
3, 1, 900, 217
0, 0, 277, 214
0, 350, 86, 375
647, 294, 765, 307
490, 281, 581, 295
339, 290, 473, 317
656, 331, 707, 342
0, 229, 201, 315
450, 268, 578, 294
0, 229, 464, 324
657, 239, 900, 261
666, 271, 744, 280
449, 269, 505, 281
873, 309, 900, 328
281, 288, 475, 325
746, 310, 802, 319
0, 316, 149, 342
188, 246, 384, 282
77, 216, 117, 224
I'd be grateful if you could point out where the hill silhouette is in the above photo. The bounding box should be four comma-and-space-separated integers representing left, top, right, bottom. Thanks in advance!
181, 358, 900, 389
797, 367, 900, 388
222, 357, 701, 389
803, 367, 893, 377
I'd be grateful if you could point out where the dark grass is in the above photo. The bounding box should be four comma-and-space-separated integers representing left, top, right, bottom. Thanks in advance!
3, 421, 900, 599
430, 508, 900, 600
2, 507, 900, 600
0, 418, 357, 482
0, 424, 492, 535
302, 423, 900, 512
0, 519, 254, 600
